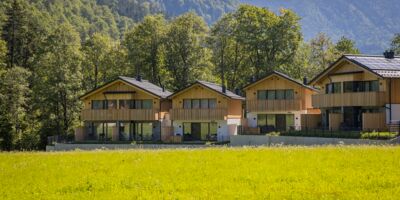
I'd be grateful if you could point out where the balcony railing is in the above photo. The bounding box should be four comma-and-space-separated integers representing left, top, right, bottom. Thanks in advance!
81, 109, 159, 121
312, 91, 387, 108
246, 99, 302, 112
170, 108, 227, 120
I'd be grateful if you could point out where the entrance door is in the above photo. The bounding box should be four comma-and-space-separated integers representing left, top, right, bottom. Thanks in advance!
191, 123, 201, 140
276, 114, 286, 131
343, 107, 362, 130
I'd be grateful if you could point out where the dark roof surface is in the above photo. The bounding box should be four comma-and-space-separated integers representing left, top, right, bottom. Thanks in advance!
80, 76, 172, 99
119, 76, 172, 98
168, 80, 245, 100
309, 54, 400, 84
196, 80, 245, 100
243, 70, 318, 91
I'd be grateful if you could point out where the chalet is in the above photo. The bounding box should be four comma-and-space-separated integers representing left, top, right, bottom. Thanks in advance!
76, 76, 172, 142
168, 81, 244, 142
243, 71, 319, 133
309, 53, 400, 131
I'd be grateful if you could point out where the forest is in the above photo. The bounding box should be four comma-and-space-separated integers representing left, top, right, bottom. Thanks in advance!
0, 0, 399, 150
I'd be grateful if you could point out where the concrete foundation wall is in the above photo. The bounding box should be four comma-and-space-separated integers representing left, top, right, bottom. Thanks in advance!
230, 135, 388, 146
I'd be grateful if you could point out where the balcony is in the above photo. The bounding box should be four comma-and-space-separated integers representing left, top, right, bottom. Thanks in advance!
81, 109, 159, 121
170, 108, 227, 120
246, 99, 302, 112
312, 92, 387, 108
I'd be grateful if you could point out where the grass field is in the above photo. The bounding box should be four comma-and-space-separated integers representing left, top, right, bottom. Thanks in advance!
1, 146, 400, 199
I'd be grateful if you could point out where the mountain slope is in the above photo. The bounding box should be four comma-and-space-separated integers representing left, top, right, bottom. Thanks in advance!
239, 0, 400, 53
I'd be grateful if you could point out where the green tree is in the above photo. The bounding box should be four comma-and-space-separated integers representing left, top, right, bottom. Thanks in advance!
335, 36, 360, 55
0, 39, 6, 70
309, 33, 337, 70
390, 33, 400, 55
124, 14, 168, 84
165, 12, 215, 90
209, 13, 248, 90
33, 23, 83, 142
0, 66, 33, 150
233, 5, 302, 78
82, 33, 114, 90
1, 0, 28, 68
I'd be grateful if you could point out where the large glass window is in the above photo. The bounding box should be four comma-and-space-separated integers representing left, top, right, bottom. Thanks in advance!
201, 99, 209, 108
92, 100, 105, 109
210, 122, 218, 135
257, 114, 267, 126
142, 100, 153, 109
183, 122, 191, 135
107, 100, 117, 109
134, 100, 142, 109
192, 99, 200, 109
209, 99, 217, 108
286, 115, 294, 129
326, 82, 341, 94
267, 90, 276, 100
266, 115, 276, 127
141, 123, 153, 140
201, 123, 209, 140
257, 90, 267, 100
344, 80, 379, 93
285, 90, 294, 99
119, 122, 131, 141
276, 90, 285, 100
183, 99, 191, 109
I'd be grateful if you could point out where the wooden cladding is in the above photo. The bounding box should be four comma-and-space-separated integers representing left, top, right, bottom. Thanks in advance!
246, 99, 302, 112
170, 108, 227, 120
81, 109, 159, 121
362, 112, 387, 131
312, 92, 387, 108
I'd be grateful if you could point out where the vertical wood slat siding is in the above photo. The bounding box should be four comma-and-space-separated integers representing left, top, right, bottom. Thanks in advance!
170, 108, 227, 120
362, 112, 387, 131
246, 99, 302, 112
312, 92, 387, 108
81, 109, 159, 121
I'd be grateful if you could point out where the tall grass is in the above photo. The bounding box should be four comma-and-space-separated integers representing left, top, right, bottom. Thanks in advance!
0, 147, 399, 199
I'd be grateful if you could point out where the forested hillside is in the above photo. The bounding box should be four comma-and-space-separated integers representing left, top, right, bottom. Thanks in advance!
240, 0, 400, 53
0, 0, 399, 151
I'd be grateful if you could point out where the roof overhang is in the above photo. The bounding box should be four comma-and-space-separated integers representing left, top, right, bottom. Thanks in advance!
308, 56, 384, 85
168, 81, 244, 100
243, 71, 318, 92
79, 78, 161, 100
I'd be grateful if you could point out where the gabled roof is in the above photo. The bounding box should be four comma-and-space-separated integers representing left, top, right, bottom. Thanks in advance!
309, 54, 400, 84
80, 76, 172, 99
243, 70, 318, 91
168, 80, 245, 100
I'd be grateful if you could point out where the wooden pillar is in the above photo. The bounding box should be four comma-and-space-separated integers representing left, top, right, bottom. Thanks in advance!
75, 127, 84, 142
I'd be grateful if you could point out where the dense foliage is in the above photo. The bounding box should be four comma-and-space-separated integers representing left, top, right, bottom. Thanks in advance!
0, 147, 399, 198
0, 0, 396, 150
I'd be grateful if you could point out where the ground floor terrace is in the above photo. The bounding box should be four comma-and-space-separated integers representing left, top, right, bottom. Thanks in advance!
172, 119, 241, 142
321, 106, 388, 131
75, 121, 162, 142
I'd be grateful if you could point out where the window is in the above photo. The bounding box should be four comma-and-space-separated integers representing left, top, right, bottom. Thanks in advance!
183, 122, 191, 135
286, 115, 294, 129
210, 122, 218, 135
257, 114, 267, 126
201, 99, 209, 108
135, 100, 142, 109
266, 115, 276, 127
267, 90, 276, 100
107, 100, 117, 109
142, 100, 153, 109
92, 100, 105, 109
201, 123, 209, 140
326, 82, 341, 94
192, 99, 200, 109
285, 90, 294, 99
276, 90, 285, 100
183, 99, 191, 109
343, 80, 379, 93
183, 99, 217, 109
209, 99, 216, 108
257, 90, 267, 100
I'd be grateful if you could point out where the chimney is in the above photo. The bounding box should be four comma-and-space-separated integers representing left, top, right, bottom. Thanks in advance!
384, 50, 395, 59
235, 88, 240, 95
136, 74, 142, 82
222, 85, 226, 93
303, 77, 308, 85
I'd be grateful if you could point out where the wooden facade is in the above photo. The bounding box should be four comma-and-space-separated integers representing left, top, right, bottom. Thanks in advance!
312, 91, 387, 108
244, 73, 317, 112
169, 83, 243, 121
80, 80, 167, 121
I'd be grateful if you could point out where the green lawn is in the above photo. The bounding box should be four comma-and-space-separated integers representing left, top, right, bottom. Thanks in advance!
1, 147, 400, 199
